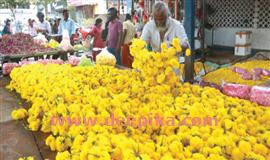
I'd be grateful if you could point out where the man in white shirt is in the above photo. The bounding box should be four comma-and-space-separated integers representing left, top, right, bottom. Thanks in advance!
141, 1, 189, 52
27, 19, 37, 36
36, 12, 51, 35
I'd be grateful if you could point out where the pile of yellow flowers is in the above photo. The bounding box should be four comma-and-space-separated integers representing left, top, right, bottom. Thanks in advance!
8, 39, 270, 160
130, 38, 181, 87
203, 60, 270, 86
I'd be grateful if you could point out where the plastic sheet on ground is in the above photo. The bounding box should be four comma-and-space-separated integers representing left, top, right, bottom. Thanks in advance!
223, 83, 251, 99
250, 82, 270, 106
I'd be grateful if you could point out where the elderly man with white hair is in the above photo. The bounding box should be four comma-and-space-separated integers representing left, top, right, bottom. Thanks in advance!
141, 1, 189, 52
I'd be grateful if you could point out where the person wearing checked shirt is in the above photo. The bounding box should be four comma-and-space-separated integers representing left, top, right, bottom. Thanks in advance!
59, 9, 76, 45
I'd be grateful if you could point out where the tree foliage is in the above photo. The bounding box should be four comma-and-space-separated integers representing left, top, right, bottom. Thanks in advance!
0, 0, 31, 19
34, 0, 61, 16
1, 0, 65, 17
0, 0, 30, 9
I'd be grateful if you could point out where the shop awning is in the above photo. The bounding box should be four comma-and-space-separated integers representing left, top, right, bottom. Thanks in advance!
67, 0, 97, 7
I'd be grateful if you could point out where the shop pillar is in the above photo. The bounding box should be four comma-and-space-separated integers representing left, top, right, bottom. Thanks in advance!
184, 0, 195, 82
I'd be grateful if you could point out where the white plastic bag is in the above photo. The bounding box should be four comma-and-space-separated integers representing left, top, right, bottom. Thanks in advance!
62, 29, 70, 41
59, 40, 72, 51
33, 34, 48, 45
96, 48, 116, 66
250, 86, 270, 106
82, 36, 94, 51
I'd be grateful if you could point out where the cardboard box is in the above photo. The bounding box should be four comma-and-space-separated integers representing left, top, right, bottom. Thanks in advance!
236, 31, 252, 45
235, 44, 251, 56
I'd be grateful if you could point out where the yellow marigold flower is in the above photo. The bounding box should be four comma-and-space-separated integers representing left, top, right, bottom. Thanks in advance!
245, 152, 266, 160
161, 43, 167, 52
267, 137, 270, 147
72, 135, 85, 151
55, 136, 68, 152
28, 119, 41, 131
192, 153, 206, 160
185, 49, 191, 57
169, 58, 179, 68
111, 147, 123, 160
11, 108, 28, 120
245, 136, 257, 145
253, 143, 268, 156
168, 141, 182, 154
172, 38, 182, 52
45, 135, 55, 146
157, 74, 166, 84
239, 140, 252, 154
190, 136, 204, 150
55, 151, 71, 160
224, 119, 233, 130
139, 154, 151, 160
208, 154, 226, 160
160, 153, 174, 160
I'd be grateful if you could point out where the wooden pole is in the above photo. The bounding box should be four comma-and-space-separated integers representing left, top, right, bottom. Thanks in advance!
202, 0, 205, 49
118, 0, 120, 13
175, 0, 178, 19
132, 0, 135, 15
132, 0, 134, 13
184, 0, 195, 82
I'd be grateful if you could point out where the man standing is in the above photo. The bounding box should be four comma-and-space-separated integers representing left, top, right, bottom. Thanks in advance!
2, 19, 12, 35
141, 1, 189, 52
106, 7, 123, 65
36, 12, 51, 36
59, 9, 76, 45
121, 14, 136, 68
52, 18, 61, 34
27, 19, 37, 36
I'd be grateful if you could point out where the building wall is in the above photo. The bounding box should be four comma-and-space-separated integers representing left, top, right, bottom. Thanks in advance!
92, 0, 131, 15
204, 0, 270, 50
205, 28, 270, 50
94, 0, 107, 15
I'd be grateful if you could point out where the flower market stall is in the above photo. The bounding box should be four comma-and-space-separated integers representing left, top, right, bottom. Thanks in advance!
0, 33, 82, 75
0, 33, 85, 76
3, 38, 270, 160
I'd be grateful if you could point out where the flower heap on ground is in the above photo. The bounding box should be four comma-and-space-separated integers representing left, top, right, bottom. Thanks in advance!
9, 38, 270, 160
203, 60, 270, 86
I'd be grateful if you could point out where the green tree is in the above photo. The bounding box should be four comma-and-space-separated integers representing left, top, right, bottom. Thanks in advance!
31, 0, 58, 16
2, 0, 66, 18
1, 0, 30, 20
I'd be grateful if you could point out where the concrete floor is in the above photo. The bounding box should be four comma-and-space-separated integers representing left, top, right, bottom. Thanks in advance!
0, 76, 55, 160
